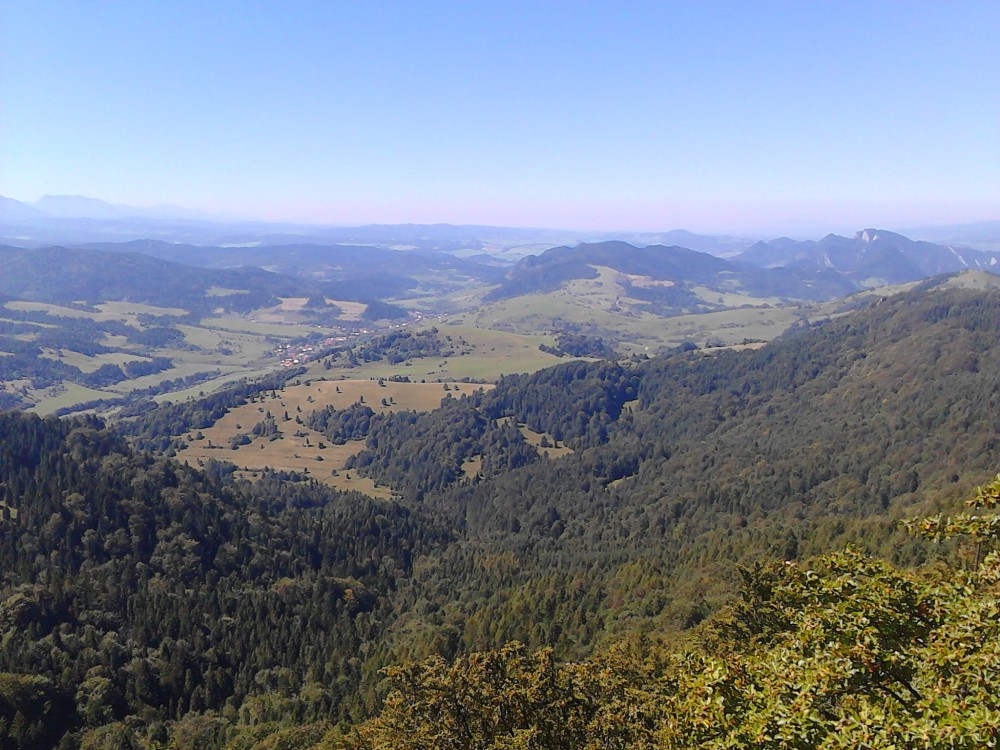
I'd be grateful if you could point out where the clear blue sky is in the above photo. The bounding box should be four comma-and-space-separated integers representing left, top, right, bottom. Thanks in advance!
1, 1, 997, 233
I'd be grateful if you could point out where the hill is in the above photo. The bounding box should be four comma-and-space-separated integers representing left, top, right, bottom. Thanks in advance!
486, 240, 859, 305
0, 245, 324, 312
320, 282, 1000, 653
440, 233, 1000, 356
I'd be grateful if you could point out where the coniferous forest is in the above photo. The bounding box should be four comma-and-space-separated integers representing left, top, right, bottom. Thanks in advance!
3, 285, 1000, 748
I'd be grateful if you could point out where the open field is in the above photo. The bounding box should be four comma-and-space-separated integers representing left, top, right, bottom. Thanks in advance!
173, 380, 583, 498
248, 297, 342, 325
392, 285, 492, 314
0, 298, 323, 413
95, 301, 188, 321
636, 306, 804, 347
2, 281, 819, 416
328, 300, 367, 321
5, 301, 100, 318
7, 269, 962, 417
183, 427, 392, 498
303, 325, 565, 382
202, 315, 320, 338
30, 383, 118, 416
174, 325, 277, 361
0, 316, 56, 329
0, 298, 328, 414
441, 266, 692, 352
519, 424, 574, 458
7, 300, 190, 323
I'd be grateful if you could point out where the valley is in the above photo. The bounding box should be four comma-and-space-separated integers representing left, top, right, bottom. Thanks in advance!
3, 3, 996, 745
7, 227, 983, 418
3, 222, 1000, 749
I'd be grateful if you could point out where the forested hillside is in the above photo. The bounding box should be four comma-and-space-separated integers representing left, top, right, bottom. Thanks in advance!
3, 284, 1000, 747
347, 532, 1000, 749
0, 412, 453, 747
319, 286, 1000, 659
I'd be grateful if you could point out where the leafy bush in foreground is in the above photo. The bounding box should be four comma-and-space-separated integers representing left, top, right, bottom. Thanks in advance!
342, 479, 1000, 750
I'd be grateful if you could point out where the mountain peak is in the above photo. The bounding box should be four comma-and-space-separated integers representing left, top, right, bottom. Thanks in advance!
0, 195, 45, 221
855, 228, 910, 245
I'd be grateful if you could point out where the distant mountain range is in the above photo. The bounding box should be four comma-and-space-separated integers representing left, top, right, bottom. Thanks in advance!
896, 220, 1000, 251
0, 195, 47, 221
3, 194, 1000, 317
0, 194, 753, 256
738, 229, 1000, 286
4, 193, 996, 258
485, 229, 1000, 309
81, 239, 505, 292
2, 194, 217, 222
3, 227, 998, 323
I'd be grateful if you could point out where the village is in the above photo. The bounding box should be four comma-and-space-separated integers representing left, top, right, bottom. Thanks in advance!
272, 311, 438, 367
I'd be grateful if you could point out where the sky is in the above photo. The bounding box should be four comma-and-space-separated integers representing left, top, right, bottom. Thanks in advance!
1, 1, 997, 234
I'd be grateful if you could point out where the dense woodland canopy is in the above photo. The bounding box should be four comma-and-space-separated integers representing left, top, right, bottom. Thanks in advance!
2, 284, 1000, 747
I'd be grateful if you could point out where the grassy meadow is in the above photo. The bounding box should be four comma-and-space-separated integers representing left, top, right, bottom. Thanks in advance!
175, 379, 493, 496
303, 326, 566, 382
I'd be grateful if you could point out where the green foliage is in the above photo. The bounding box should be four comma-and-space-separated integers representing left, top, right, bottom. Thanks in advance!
353, 642, 661, 750
345, 398, 538, 498
325, 328, 472, 368
0, 411, 450, 745
307, 403, 376, 444
349, 544, 1000, 749
906, 473, 1000, 571
538, 332, 617, 359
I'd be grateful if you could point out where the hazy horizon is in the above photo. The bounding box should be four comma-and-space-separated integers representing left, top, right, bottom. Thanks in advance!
2, 2, 997, 235
5, 191, 999, 242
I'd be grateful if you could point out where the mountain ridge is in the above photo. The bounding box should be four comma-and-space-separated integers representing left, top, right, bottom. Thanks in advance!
0, 245, 326, 311
488, 239, 862, 305
738, 228, 1000, 285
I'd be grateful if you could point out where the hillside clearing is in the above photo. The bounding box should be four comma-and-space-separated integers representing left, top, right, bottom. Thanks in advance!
175, 379, 493, 496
